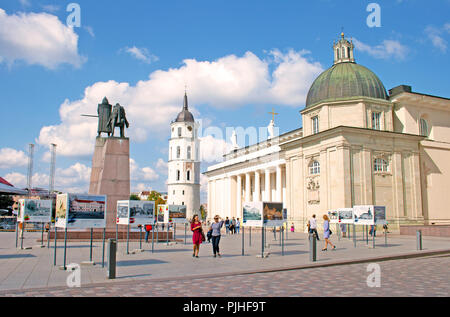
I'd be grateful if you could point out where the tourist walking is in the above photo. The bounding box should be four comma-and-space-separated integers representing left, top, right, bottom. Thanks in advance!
236, 218, 241, 234
144, 224, 152, 243
322, 215, 336, 251
231, 217, 237, 234
291, 223, 295, 232
340, 223, 347, 238
369, 225, 377, 237
210, 215, 224, 257
191, 215, 203, 258
225, 217, 230, 235
308, 214, 320, 241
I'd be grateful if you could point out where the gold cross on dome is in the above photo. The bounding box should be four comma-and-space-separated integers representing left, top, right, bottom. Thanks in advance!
269, 108, 279, 122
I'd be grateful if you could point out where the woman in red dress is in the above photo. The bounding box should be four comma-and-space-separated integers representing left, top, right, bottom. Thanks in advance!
191, 215, 203, 258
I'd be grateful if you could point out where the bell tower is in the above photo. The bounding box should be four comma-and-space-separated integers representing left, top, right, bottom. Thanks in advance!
167, 92, 201, 220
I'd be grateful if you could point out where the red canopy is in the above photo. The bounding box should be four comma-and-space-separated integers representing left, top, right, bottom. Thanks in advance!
0, 177, 14, 187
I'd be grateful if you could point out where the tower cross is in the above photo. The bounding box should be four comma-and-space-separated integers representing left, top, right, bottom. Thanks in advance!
269, 108, 279, 123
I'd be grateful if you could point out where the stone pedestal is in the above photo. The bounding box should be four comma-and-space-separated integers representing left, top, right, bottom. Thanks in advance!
89, 137, 130, 230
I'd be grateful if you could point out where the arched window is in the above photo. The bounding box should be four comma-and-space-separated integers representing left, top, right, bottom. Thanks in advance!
178, 127, 182, 137
187, 170, 191, 181
337, 48, 340, 59
176, 146, 181, 159
309, 161, 320, 175
420, 118, 429, 137
187, 146, 192, 160
312, 116, 319, 134
372, 112, 381, 130
176, 170, 181, 181
374, 159, 389, 172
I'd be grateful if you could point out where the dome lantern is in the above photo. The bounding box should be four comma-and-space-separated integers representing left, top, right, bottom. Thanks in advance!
333, 32, 355, 65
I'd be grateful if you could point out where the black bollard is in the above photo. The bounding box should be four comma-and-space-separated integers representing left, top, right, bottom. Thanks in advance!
417, 230, 423, 251
309, 233, 317, 262
107, 239, 117, 279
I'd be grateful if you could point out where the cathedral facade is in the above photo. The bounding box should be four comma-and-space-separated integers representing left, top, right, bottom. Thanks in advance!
205, 33, 450, 230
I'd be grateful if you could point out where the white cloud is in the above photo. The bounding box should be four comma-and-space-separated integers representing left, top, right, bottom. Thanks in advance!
123, 46, 159, 64
41, 4, 60, 13
36, 50, 322, 158
19, 0, 31, 7
155, 158, 168, 174
130, 158, 159, 182
0, 9, 85, 69
84, 26, 95, 38
199, 135, 233, 163
425, 24, 449, 53
353, 38, 409, 60
0, 148, 28, 169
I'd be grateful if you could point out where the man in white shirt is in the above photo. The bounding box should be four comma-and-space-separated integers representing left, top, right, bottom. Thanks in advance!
308, 214, 320, 241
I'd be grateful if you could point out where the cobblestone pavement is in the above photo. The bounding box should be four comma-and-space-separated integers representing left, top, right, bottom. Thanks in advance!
1, 254, 448, 297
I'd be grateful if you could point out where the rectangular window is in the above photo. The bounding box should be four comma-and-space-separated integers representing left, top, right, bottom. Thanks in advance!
372, 112, 381, 130
312, 116, 319, 134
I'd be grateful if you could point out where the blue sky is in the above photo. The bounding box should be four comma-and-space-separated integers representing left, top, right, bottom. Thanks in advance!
0, 0, 449, 202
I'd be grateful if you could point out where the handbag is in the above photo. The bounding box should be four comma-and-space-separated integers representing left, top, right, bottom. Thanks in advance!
200, 228, 206, 242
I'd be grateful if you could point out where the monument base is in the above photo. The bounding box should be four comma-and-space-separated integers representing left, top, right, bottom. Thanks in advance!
89, 137, 130, 230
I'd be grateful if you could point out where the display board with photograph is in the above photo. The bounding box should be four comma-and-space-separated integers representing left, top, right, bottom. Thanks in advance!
56, 194, 106, 229
263, 202, 285, 226
328, 210, 339, 224
338, 208, 354, 224
116, 200, 155, 226
353, 205, 375, 225
168, 205, 188, 223
18, 199, 52, 223
374, 206, 387, 225
157, 204, 169, 223
243, 202, 264, 227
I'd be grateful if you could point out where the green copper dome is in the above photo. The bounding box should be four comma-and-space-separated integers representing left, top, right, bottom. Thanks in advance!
306, 62, 388, 108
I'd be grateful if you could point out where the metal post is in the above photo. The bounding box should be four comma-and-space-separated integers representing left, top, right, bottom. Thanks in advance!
174, 223, 176, 242
366, 225, 369, 244
89, 228, 93, 262
286, 223, 288, 240
348, 224, 351, 240
15, 221, 18, 248
282, 226, 285, 256
279, 227, 282, 246
417, 230, 422, 251
273, 227, 276, 241
126, 224, 130, 255
152, 224, 155, 253
107, 239, 116, 279
115, 223, 118, 243
20, 222, 24, 249
353, 224, 357, 248
156, 223, 159, 244
241, 225, 245, 256
41, 223, 44, 247
261, 226, 264, 258
372, 229, 376, 249
337, 223, 341, 241
53, 226, 57, 266
184, 223, 187, 245
309, 233, 317, 262
384, 227, 388, 247
63, 227, 67, 270
139, 226, 142, 250
47, 222, 50, 248
102, 228, 105, 268
166, 224, 169, 246
249, 226, 252, 246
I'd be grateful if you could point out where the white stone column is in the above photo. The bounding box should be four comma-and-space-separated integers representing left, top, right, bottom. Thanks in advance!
245, 173, 251, 202
236, 175, 242, 216
276, 165, 282, 202
254, 170, 261, 202
265, 169, 271, 201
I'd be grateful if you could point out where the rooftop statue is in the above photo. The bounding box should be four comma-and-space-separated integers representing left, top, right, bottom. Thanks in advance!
108, 103, 130, 138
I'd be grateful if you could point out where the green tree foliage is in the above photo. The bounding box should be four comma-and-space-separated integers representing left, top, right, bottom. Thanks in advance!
147, 191, 167, 211
129, 194, 140, 201
0, 195, 13, 210
200, 205, 207, 220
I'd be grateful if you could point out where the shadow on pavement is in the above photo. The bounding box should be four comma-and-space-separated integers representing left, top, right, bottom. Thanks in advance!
270, 250, 308, 256
116, 273, 153, 279
117, 259, 168, 267
0, 254, 36, 259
